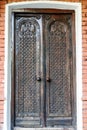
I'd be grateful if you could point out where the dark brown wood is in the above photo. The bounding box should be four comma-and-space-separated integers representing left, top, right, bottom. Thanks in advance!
13, 9, 74, 14
71, 12, 76, 126
14, 14, 42, 128
45, 13, 74, 127
12, 9, 76, 129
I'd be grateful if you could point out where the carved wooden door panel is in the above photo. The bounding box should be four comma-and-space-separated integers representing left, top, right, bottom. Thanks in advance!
45, 14, 73, 127
14, 14, 43, 127
13, 12, 75, 128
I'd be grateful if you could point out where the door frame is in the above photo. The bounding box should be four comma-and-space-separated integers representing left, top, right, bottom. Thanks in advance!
4, 1, 82, 130
13, 10, 75, 128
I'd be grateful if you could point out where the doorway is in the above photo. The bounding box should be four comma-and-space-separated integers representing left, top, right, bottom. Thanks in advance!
12, 9, 75, 129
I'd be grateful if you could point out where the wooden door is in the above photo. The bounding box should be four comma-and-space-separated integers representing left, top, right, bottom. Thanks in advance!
45, 14, 74, 127
12, 10, 75, 129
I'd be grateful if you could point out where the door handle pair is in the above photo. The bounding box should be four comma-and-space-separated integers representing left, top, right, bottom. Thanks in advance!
36, 77, 51, 82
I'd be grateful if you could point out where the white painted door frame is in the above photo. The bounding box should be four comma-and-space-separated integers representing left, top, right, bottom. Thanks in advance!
4, 1, 82, 130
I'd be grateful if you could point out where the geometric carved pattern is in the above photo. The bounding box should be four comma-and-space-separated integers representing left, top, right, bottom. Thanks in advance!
14, 14, 73, 127
15, 17, 41, 119
47, 20, 72, 117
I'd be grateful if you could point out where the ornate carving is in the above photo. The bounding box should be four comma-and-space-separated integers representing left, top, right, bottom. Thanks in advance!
47, 20, 72, 117
14, 14, 73, 127
45, 15, 51, 20
15, 17, 41, 119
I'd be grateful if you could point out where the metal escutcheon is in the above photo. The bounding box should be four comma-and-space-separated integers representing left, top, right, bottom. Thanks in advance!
46, 77, 51, 82
37, 77, 41, 81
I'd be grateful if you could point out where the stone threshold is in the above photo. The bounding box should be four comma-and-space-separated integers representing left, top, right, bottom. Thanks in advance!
14, 127, 74, 130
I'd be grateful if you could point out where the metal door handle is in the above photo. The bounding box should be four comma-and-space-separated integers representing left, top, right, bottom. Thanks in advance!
46, 77, 51, 82
37, 77, 41, 81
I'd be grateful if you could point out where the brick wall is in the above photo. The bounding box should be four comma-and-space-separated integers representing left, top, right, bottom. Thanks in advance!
0, 0, 6, 130
0, 0, 87, 130
82, 0, 87, 130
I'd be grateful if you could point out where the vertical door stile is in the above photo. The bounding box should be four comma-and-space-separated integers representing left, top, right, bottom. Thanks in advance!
71, 13, 76, 126
35, 15, 42, 126
45, 14, 50, 123
40, 15, 46, 127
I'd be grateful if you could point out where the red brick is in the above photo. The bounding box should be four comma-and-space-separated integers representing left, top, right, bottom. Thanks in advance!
83, 96, 87, 101
0, 1, 6, 4
0, 104, 4, 110
0, 110, 4, 114
0, 5, 5, 9
0, 27, 4, 31
0, 48, 4, 52
0, 117, 4, 123
0, 31, 4, 35
83, 87, 87, 92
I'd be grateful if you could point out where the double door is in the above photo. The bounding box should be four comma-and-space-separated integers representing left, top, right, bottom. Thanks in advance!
13, 11, 75, 128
